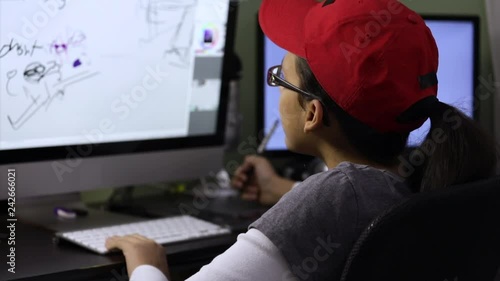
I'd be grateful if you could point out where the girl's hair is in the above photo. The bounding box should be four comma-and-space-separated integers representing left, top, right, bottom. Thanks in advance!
295, 57, 499, 192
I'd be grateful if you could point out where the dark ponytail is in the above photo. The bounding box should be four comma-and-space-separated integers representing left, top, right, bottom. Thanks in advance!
409, 102, 499, 191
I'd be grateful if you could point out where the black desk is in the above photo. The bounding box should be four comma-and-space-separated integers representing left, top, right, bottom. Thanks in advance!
0, 194, 264, 281
0, 217, 237, 281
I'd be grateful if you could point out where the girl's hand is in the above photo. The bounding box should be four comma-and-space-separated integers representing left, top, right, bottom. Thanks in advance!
105, 234, 170, 279
232, 155, 295, 205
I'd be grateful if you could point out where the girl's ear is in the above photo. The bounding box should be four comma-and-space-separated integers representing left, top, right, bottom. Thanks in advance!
304, 100, 324, 133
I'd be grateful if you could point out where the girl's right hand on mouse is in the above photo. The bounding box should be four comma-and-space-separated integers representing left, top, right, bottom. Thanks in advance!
231, 155, 295, 205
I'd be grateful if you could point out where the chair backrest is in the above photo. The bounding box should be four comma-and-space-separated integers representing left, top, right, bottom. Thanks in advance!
340, 176, 500, 281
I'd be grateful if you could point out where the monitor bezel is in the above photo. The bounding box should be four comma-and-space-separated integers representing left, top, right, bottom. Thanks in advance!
257, 14, 480, 156
1, 2, 239, 165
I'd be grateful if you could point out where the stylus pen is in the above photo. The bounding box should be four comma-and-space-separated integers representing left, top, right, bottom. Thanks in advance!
257, 119, 280, 154
241, 119, 280, 196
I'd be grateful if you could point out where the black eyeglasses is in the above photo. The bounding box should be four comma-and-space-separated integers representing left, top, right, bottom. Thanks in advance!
267, 65, 322, 101
267, 65, 331, 125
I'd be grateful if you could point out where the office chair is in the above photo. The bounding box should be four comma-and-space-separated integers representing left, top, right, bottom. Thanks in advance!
340, 176, 500, 281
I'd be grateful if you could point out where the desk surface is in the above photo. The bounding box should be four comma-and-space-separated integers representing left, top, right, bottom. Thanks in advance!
0, 218, 236, 281
0, 194, 263, 281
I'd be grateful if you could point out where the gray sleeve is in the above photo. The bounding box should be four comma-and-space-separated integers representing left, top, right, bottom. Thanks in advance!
249, 169, 359, 281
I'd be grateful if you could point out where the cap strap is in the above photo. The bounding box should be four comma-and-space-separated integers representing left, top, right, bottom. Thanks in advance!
396, 96, 441, 123
322, 0, 336, 7
419, 72, 438, 90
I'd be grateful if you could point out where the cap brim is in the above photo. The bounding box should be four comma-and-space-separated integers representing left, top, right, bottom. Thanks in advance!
259, 0, 319, 58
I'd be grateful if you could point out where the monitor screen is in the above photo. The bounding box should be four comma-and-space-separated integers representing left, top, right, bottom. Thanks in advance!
1, 0, 231, 154
0, 0, 236, 199
260, 16, 478, 152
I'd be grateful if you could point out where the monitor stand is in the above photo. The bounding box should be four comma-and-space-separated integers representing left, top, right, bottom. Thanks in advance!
17, 192, 145, 233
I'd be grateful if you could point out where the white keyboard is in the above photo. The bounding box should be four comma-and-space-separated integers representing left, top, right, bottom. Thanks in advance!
55, 215, 231, 254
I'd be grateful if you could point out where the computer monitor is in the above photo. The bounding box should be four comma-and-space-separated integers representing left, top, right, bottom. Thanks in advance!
0, 0, 238, 199
258, 16, 479, 155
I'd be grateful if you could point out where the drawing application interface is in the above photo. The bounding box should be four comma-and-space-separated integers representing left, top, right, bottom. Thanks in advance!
0, 0, 230, 150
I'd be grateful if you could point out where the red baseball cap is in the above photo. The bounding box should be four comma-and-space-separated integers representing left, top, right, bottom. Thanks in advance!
259, 0, 439, 133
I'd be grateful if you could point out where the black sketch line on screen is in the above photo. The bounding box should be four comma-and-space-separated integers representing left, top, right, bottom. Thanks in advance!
5, 61, 62, 97
6, 61, 62, 96
6, 70, 19, 97
24, 61, 62, 84
0, 39, 44, 60
5, 61, 100, 131
139, 0, 197, 68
